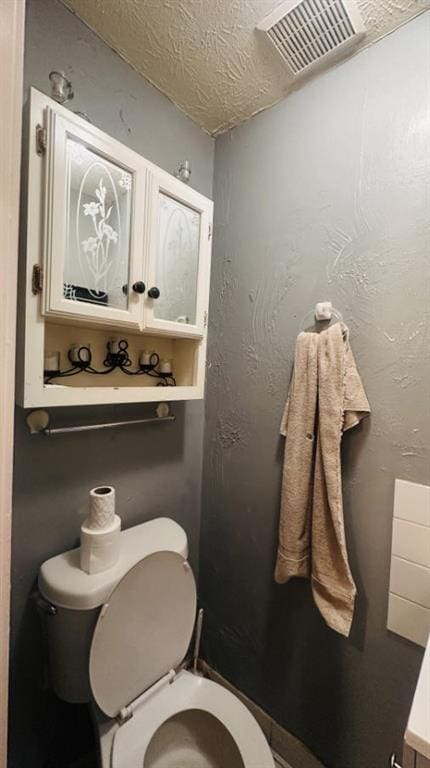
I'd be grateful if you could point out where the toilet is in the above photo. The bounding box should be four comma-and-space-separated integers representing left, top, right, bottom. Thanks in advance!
38, 517, 274, 768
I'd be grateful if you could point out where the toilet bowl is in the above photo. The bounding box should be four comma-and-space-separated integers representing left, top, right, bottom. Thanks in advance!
38, 517, 274, 768
98, 669, 273, 768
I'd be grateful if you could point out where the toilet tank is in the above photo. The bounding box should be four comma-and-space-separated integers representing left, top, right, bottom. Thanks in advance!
38, 518, 188, 703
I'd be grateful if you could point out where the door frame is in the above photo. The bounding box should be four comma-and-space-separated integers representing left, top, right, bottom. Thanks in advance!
0, 2, 25, 766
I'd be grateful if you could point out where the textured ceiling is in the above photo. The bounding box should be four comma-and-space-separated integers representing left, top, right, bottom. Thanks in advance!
62, 0, 429, 135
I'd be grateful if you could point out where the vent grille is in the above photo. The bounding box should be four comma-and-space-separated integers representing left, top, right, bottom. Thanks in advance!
258, 0, 365, 75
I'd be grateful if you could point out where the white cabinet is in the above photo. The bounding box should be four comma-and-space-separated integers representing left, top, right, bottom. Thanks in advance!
18, 89, 213, 408
43, 105, 147, 330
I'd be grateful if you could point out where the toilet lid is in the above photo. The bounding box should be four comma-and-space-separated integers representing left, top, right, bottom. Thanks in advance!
89, 551, 197, 717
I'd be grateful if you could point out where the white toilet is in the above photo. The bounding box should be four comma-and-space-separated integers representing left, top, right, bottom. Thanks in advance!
38, 517, 274, 768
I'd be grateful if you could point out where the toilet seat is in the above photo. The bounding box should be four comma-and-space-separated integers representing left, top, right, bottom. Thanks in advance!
89, 551, 197, 717
88, 549, 273, 767
111, 669, 274, 768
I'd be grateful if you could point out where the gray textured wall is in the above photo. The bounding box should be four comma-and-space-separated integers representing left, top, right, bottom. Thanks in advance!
201, 14, 430, 768
10, 1, 213, 766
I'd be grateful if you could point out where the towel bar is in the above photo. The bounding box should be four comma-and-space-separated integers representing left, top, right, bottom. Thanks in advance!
26, 404, 175, 435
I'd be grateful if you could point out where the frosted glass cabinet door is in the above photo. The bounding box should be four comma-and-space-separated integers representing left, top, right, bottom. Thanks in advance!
43, 107, 146, 328
145, 171, 213, 338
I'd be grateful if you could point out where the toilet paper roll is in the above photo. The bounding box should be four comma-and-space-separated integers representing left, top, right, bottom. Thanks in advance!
80, 514, 121, 574
86, 486, 115, 530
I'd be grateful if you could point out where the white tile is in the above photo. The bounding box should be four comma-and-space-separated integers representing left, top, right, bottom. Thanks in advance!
394, 479, 430, 526
392, 519, 430, 567
387, 593, 430, 648
390, 557, 430, 609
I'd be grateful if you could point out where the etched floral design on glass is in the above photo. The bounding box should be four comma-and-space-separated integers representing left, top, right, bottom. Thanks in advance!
80, 178, 119, 299
63, 137, 133, 310
155, 193, 200, 324
63, 282, 77, 301
118, 171, 132, 191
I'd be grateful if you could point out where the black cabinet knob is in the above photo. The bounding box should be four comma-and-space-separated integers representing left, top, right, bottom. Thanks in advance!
132, 281, 146, 294
148, 287, 160, 299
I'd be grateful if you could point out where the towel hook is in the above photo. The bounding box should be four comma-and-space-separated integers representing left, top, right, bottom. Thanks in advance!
301, 301, 343, 330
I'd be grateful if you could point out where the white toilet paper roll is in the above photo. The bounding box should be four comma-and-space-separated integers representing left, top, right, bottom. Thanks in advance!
86, 486, 115, 530
80, 514, 121, 574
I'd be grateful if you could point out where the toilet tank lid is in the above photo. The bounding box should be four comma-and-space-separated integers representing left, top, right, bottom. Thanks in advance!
38, 518, 188, 611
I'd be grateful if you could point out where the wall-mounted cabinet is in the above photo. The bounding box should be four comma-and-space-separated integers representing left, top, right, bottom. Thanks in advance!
18, 89, 213, 408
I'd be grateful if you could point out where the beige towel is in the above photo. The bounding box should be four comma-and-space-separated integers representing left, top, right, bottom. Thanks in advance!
275, 323, 370, 636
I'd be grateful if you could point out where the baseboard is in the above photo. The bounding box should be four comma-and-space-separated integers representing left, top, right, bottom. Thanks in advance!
198, 660, 325, 768
272, 750, 295, 768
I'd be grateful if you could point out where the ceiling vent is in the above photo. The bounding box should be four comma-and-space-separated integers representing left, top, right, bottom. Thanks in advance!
257, 0, 366, 76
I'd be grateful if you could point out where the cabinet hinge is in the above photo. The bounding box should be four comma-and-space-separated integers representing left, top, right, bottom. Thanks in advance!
32, 264, 43, 294
35, 124, 47, 155
208, 224, 212, 241
203, 310, 208, 328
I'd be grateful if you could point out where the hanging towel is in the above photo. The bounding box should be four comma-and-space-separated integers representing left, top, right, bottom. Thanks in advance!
275, 323, 370, 636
